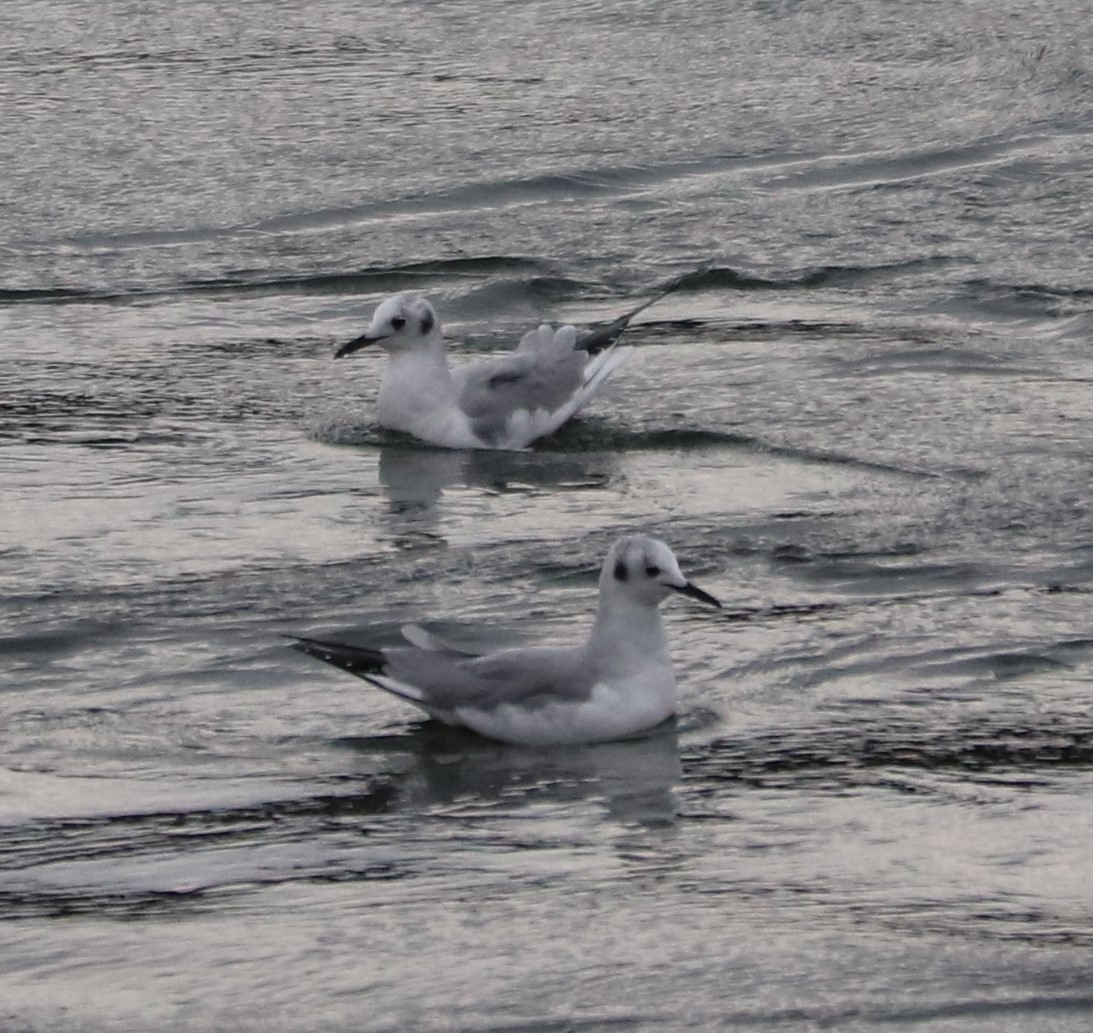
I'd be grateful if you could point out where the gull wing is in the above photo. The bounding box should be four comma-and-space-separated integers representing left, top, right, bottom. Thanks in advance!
399, 623, 480, 656
290, 635, 593, 713
456, 345, 588, 447
381, 644, 596, 712
456, 324, 632, 447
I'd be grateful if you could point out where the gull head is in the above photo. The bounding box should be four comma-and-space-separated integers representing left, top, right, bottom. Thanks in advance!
600, 535, 721, 610
336, 293, 440, 358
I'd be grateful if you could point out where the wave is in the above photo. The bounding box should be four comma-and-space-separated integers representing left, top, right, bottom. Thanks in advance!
2, 256, 920, 309
311, 416, 978, 484
434, 274, 608, 324
686, 709, 1093, 788
0, 285, 104, 305
832, 343, 1044, 379
0, 777, 399, 918
548, 421, 968, 479
57, 136, 1023, 253
763, 133, 1051, 193
60, 161, 692, 252
3, 698, 1088, 921
962, 277, 1093, 319
667, 257, 948, 294
0, 620, 126, 659
0, 255, 556, 307
12, 256, 1084, 329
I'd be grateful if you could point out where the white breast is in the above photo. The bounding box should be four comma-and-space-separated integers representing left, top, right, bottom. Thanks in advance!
376, 353, 483, 448
454, 669, 677, 746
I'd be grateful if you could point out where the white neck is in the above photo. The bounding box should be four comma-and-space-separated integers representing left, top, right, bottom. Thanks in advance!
588, 595, 672, 674
376, 338, 456, 434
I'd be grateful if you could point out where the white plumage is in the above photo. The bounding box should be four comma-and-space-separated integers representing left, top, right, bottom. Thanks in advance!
334, 292, 645, 450
290, 535, 721, 746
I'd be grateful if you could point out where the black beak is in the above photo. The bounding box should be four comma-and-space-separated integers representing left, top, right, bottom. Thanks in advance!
673, 581, 721, 608
335, 332, 382, 359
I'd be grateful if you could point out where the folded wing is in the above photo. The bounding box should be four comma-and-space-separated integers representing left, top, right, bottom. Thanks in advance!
382, 644, 595, 712
456, 324, 632, 448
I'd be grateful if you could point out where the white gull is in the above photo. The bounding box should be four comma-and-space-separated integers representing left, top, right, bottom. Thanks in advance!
333, 287, 674, 450
290, 535, 720, 746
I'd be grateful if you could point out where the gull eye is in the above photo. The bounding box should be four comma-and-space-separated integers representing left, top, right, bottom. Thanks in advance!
391, 316, 407, 330
644, 565, 660, 578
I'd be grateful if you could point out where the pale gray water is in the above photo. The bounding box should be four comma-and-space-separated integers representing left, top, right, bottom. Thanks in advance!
2, 0, 1093, 1030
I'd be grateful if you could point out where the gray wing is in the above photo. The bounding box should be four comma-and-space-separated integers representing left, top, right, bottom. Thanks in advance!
453, 323, 592, 445
399, 623, 479, 656
385, 643, 596, 712
456, 350, 586, 446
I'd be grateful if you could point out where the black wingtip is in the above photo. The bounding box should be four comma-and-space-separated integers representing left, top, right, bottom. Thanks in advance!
577, 266, 701, 353
287, 635, 388, 678
578, 314, 632, 354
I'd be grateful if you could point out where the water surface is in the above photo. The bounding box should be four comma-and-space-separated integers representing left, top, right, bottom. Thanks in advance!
3, 1, 1093, 1030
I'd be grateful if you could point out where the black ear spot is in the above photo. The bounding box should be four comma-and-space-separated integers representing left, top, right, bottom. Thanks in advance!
420, 309, 435, 334
613, 559, 628, 582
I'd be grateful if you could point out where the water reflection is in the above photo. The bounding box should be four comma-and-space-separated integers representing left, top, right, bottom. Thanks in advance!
336, 722, 682, 829
376, 443, 620, 541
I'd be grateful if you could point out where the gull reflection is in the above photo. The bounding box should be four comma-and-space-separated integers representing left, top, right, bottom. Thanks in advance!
377, 442, 619, 540
338, 721, 683, 830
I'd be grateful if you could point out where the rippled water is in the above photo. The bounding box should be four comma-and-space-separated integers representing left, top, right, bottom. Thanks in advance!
3, 0, 1093, 1030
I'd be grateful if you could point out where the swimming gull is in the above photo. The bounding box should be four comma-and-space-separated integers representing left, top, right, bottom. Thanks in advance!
333, 286, 676, 450
289, 535, 720, 746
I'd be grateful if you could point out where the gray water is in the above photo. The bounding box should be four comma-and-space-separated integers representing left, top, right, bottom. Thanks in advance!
3, 0, 1093, 1030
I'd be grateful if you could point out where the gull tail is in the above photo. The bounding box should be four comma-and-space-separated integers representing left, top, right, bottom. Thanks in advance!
577, 266, 700, 354
532, 341, 634, 438
287, 634, 431, 709
287, 635, 387, 679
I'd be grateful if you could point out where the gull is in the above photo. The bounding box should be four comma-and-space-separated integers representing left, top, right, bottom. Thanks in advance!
333, 283, 679, 450
289, 535, 721, 746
